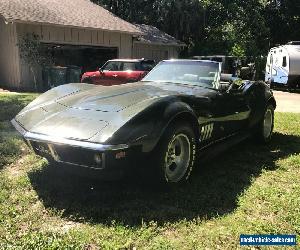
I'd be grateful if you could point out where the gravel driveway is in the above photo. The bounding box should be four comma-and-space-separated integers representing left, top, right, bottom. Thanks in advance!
273, 90, 300, 113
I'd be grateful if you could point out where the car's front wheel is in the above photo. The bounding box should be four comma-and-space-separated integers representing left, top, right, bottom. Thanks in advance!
154, 122, 196, 184
82, 78, 93, 84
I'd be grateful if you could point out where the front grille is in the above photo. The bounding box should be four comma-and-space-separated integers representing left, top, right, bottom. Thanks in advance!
53, 144, 104, 169
29, 141, 104, 169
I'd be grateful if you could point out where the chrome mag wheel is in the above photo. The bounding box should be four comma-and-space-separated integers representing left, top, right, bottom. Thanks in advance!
164, 133, 191, 182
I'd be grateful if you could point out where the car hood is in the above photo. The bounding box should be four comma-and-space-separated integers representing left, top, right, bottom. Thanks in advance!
14, 82, 212, 143
56, 82, 169, 112
82, 71, 98, 77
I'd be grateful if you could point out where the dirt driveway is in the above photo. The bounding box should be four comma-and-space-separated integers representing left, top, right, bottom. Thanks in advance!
273, 90, 300, 113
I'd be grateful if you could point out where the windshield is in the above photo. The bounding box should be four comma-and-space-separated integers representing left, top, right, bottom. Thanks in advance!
142, 60, 220, 88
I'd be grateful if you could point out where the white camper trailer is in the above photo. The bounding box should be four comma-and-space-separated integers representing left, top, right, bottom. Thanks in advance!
265, 41, 300, 88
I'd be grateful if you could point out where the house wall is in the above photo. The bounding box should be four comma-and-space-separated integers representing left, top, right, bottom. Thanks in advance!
16, 23, 133, 90
0, 21, 181, 90
133, 43, 180, 62
0, 17, 21, 89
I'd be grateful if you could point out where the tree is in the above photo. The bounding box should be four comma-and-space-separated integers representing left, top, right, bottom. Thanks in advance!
93, 0, 298, 59
18, 33, 53, 91
264, 0, 300, 46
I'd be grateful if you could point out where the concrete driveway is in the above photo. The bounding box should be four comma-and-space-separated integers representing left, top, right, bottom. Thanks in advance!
273, 90, 300, 113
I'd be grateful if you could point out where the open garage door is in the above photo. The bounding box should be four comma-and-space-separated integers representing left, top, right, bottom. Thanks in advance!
42, 43, 118, 73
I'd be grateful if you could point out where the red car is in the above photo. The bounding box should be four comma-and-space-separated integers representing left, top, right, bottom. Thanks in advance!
81, 59, 155, 86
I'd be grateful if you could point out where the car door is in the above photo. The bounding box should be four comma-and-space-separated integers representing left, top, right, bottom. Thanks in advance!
95, 61, 122, 86
212, 88, 250, 139
104, 71, 124, 85
116, 62, 142, 83
194, 87, 250, 145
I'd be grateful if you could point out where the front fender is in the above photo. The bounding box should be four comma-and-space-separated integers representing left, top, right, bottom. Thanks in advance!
107, 97, 198, 153
154, 100, 199, 148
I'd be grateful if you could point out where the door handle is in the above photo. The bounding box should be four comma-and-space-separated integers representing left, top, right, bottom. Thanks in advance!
112, 74, 118, 77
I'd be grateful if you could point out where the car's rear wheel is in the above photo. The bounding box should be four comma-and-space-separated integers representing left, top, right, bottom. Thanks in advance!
154, 122, 196, 184
255, 104, 274, 143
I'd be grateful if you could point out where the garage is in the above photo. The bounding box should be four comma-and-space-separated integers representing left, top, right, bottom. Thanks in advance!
43, 44, 118, 72
0, 0, 184, 91
0, 0, 140, 90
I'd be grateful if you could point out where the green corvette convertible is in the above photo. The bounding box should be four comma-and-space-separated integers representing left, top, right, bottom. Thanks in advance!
12, 60, 276, 184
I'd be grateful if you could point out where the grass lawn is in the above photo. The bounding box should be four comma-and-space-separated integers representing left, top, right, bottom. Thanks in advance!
0, 93, 299, 249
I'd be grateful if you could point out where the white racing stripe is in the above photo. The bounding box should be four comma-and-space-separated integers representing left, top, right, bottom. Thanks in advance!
200, 123, 214, 141
208, 123, 214, 138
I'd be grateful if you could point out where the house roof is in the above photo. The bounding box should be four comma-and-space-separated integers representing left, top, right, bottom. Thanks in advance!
0, 0, 141, 34
134, 24, 185, 46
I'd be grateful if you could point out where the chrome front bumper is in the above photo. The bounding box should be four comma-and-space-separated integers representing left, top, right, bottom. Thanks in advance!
11, 119, 129, 169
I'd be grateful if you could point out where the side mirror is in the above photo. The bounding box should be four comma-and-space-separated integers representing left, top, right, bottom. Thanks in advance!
99, 68, 104, 74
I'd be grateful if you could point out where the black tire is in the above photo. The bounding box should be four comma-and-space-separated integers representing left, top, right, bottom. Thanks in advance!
254, 104, 275, 144
153, 122, 196, 184
127, 79, 136, 83
82, 78, 93, 84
